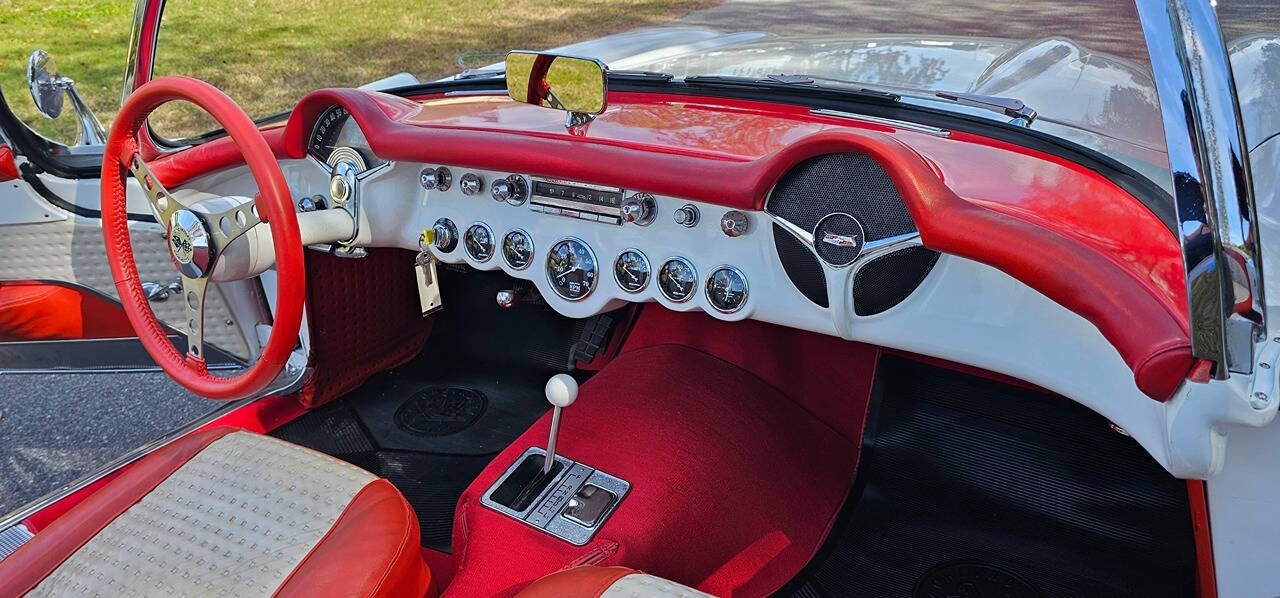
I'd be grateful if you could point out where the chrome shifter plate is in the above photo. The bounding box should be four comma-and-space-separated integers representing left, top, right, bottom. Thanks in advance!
480, 446, 629, 545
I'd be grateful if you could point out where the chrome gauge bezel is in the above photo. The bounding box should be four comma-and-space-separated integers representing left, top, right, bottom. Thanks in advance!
463, 221, 495, 263
658, 256, 698, 303
613, 248, 651, 293
502, 229, 535, 270
705, 264, 749, 314
545, 237, 598, 302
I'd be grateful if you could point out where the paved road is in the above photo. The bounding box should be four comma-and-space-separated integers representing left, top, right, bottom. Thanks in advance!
0, 372, 217, 515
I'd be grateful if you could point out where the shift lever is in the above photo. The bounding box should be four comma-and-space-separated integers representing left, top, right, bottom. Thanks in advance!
543, 374, 578, 474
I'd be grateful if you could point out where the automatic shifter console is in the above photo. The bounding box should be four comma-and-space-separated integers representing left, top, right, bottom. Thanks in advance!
480, 374, 629, 545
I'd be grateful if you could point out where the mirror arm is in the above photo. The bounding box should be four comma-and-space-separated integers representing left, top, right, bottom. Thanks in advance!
59, 78, 107, 146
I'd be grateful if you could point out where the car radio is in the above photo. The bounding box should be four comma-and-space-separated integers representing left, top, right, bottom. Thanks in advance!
529, 178, 625, 225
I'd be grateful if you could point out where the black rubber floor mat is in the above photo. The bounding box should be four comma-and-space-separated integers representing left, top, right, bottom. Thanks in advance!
782, 356, 1195, 598
347, 369, 549, 455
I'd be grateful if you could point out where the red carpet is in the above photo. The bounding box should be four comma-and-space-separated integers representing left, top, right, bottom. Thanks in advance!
443, 338, 871, 597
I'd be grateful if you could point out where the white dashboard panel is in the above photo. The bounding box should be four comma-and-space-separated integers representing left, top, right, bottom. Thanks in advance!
182, 157, 1221, 478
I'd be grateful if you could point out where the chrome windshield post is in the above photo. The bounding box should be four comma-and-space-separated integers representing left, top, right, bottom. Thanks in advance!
1136, 0, 1267, 379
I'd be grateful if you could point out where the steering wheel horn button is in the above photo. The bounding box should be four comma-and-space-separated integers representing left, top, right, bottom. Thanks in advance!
168, 209, 212, 278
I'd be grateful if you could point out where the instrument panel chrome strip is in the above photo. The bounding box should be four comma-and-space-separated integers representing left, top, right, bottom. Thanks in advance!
810, 108, 951, 137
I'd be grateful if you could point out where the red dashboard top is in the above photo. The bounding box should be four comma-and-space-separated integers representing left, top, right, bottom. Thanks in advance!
148, 88, 1191, 401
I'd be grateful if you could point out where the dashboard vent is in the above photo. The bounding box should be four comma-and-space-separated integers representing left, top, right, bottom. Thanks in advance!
767, 152, 937, 313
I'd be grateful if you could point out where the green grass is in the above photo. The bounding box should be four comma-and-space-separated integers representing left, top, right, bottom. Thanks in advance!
0, 0, 717, 143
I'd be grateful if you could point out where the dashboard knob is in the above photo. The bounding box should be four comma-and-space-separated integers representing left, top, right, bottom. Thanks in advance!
491, 175, 528, 205
620, 193, 656, 226
720, 210, 750, 237
460, 173, 483, 196
673, 204, 700, 228
420, 167, 451, 191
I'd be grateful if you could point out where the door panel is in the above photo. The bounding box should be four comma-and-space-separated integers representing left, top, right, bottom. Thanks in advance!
0, 182, 250, 361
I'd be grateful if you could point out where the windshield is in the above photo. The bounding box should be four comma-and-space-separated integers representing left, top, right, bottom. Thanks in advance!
138, 0, 1276, 191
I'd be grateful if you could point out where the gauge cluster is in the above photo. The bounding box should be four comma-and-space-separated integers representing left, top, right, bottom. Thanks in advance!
413, 165, 789, 322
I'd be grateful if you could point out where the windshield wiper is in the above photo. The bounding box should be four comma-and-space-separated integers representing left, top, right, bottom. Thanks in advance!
682, 74, 900, 103
935, 91, 1037, 126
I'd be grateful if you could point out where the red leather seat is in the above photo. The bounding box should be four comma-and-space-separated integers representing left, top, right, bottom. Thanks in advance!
0, 427, 432, 597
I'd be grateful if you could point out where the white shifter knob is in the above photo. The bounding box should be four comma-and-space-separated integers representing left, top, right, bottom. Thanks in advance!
545, 374, 579, 408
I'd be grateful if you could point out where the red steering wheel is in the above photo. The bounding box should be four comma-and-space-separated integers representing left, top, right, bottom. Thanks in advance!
101, 76, 305, 400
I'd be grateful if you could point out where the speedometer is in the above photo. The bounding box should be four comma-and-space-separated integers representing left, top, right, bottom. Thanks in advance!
308, 105, 385, 168
546, 238, 597, 301
309, 105, 350, 162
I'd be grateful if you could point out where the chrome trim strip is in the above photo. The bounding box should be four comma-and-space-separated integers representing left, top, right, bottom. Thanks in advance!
767, 212, 816, 247
1136, 0, 1266, 376
810, 108, 951, 137
0, 396, 252, 535
0, 523, 34, 561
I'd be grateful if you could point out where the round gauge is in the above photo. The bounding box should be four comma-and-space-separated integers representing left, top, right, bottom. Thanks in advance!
464, 223, 495, 262
658, 257, 697, 303
546, 238, 598, 301
706, 266, 749, 313
614, 249, 651, 293
502, 229, 534, 270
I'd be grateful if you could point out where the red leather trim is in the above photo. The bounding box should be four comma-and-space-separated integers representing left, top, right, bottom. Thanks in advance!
102, 76, 306, 399
0, 281, 135, 341
276, 479, 433, 598
0, 427, 238, 595
1188, 480, 1217, 598
150, 88, 1191, 400
516, 567, 640, 598
0, 144, 18, 181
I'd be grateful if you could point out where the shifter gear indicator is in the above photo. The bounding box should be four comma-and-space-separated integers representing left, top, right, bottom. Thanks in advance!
479, 446, 630, 545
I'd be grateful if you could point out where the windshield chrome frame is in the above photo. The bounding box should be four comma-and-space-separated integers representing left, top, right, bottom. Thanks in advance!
1136, 0, 1266, 378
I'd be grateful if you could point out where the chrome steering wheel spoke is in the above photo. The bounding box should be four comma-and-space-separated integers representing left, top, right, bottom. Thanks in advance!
127, 153, 187, 224
178, 274, 209, 361
202, 200, 262, 255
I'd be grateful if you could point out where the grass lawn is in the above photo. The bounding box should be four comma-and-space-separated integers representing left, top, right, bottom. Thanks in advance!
0, 0, 717, 143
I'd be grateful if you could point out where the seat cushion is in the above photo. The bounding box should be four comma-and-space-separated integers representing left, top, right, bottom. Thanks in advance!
518, 567, 712, 598
0, 427, 431, 597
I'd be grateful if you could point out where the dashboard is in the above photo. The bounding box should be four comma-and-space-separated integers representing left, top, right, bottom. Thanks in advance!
164, 86, 1216, 474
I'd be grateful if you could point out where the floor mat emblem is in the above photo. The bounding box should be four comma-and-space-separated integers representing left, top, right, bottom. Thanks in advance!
394, 387, 488, 436
913, 562, 1039, 598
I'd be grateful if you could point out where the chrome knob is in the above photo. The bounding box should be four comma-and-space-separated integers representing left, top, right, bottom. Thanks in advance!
430, 218, 458, 252
720, 210, 750, 237
297, 196, 318, 212
420, 166, 451, 191
673, 204, 700, 227
621, 193, 656, 226
491, 176, 528, 205
460, 173, 483, 196
496, 290, 517, 309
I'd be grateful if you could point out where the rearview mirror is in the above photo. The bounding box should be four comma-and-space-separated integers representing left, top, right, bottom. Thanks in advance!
506, 51, 607, 127
27, 49, 64, 119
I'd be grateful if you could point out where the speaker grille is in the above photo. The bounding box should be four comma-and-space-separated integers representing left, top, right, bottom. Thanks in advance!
853, 247, 940, 316
766, 153, 916, 241
773, 223, 828, 308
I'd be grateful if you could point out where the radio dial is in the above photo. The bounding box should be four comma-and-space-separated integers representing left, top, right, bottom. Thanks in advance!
620, 194, 656, 226
492, 176, 529, 205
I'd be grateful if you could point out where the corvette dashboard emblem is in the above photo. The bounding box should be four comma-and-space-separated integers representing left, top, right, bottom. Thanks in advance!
821, 231, 861, 247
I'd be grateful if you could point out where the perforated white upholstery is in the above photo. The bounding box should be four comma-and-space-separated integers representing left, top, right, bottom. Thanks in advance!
28, 431, 375, 597
0, 219, 249, 358
601, 573, 712, 598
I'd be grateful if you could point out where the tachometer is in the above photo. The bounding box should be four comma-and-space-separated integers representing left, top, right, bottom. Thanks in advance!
546, 238, 597, 301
